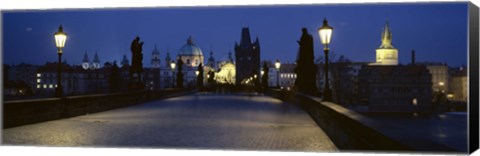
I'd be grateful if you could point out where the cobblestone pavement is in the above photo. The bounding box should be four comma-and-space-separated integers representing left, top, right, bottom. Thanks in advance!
3, 93, 337, 152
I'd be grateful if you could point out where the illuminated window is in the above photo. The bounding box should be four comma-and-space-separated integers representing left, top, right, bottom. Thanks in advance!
49, 84, 53, 88
37, 73, 41, 77
43, 84, 47, 88
37, 79, 41, 83
37, 84, 41, 89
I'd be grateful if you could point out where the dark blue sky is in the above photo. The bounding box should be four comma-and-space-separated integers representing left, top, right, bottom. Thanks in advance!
3, 2, 468, 67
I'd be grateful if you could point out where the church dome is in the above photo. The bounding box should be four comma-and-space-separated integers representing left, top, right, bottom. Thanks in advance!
179, 36, 203, 56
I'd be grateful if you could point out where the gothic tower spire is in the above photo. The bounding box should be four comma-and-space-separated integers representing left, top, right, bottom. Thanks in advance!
373, 17, 398, 66
151, 44, 160, 68
82, 51, 90, 70
92, 51, 101, 69
380, 18, 394, 49
207, 48, 216, 69
165, 49, 171, 67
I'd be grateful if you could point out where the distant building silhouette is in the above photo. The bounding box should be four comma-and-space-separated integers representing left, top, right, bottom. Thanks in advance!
92, 51, 101, 69
165, 50, 172, 67
151, 44, 161, 68
121, 54, 129, 67
235, 27, 260, 85
81, 51, 101, 70
207, 50, 216, 69
82, 51, 90, 70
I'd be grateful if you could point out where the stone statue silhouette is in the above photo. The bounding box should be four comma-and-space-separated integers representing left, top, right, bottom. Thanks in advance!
294, 28, 317, 95
130, 36, 144, 89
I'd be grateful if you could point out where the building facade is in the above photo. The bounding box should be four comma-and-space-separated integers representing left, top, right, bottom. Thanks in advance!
450, 67, 467, 102
358, 65, 432, 112
423, 62, 450, 93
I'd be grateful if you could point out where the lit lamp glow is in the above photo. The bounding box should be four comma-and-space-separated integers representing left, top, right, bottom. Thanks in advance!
318, 21, 333, 49
54, 26, 67, 52
170, 62, 176, 70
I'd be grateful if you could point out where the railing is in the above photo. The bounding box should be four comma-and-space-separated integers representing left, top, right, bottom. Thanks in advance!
266, 89, 459, 152
3, 89, 192, 128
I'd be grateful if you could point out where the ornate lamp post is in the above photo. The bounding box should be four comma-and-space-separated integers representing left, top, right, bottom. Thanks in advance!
275, 59, 281, 88
54, 25, 67, 97
318, 18, 333, 101
170, 62, 176, 88
260, 68, 265, 84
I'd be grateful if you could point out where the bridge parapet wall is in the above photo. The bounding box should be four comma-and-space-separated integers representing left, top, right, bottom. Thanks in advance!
266, 89, 458, 152
3, 89, 190, 128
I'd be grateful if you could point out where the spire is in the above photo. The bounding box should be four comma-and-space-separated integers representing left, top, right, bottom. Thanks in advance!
208, 49, 215, 60
152, 44, 159, 54
165, 49, 171, 66
83, 51, 89, 62
208, 49, 215, 68
93, 51, 100, 63
228, 51, 233, 63
380, 18, 394, 49
240, 27, 252, 47
121, 54, 129, 66
187, 36, 194, 45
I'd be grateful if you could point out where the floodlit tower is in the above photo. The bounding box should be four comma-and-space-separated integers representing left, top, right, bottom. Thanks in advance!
374, 18, 398, 65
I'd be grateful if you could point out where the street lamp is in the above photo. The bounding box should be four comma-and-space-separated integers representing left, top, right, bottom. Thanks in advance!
275, 59, 281, 88
195, 70, 200, 87
318, 18, 333, 101
54, 25, 67, 97
170, 62, 176, 88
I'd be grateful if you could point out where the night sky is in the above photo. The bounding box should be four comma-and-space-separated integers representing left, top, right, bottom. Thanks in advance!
2, 2, 468, 67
